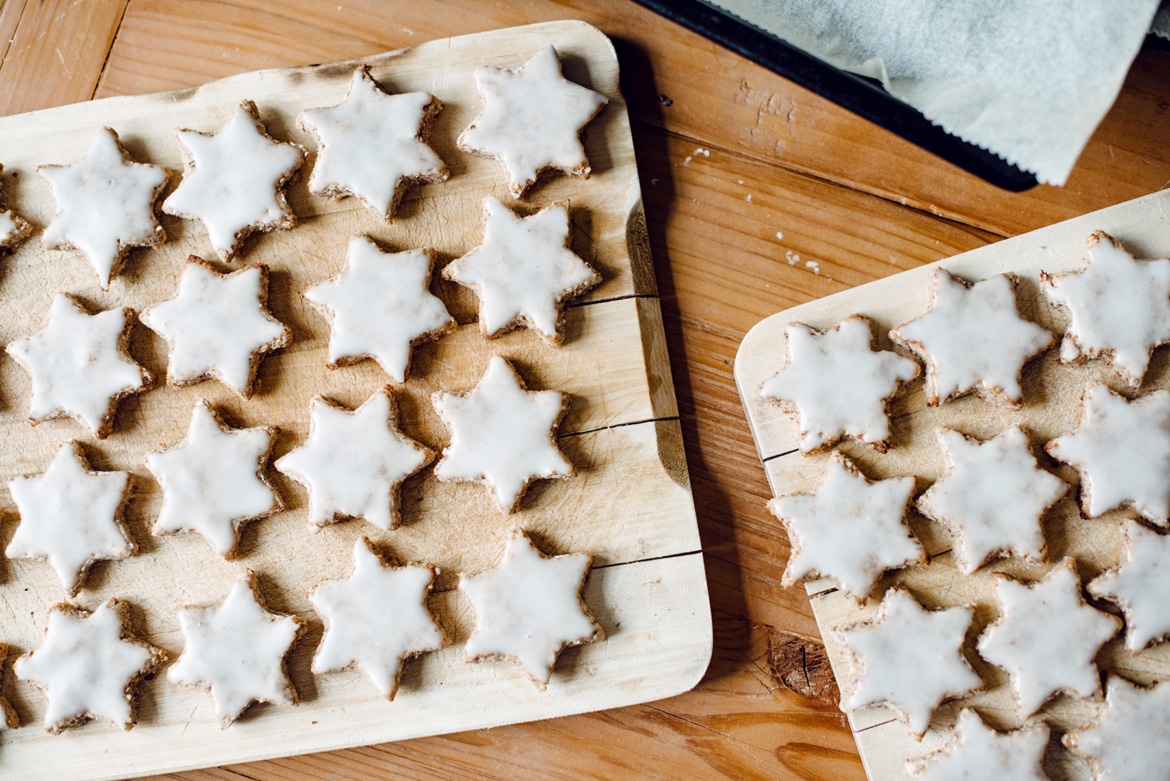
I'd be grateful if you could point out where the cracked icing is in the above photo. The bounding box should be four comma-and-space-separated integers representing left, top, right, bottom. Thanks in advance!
304, 236, 454, 382
141, 259, 291, 398
442, 197, 600, 345
168, 573, 304, 728
275, 389, 430, 531
909, 709, 1049, 781
977, 559, 1120, 717
758, 315, 919, 454
890, 270, 1052, 406
460, 529, 601, 687
1045, 383, 1170, 524
298, 66, 447, 219
163, 101, 305, 261
39, 127, 168, 289
1042, 231, 1170, 388
6, 293, 152, 438
145, 401, 281, 557
1064, 677, 1170, 781
835, 588, 981, 737
767, 451, 922, 603
1088, 519, 1170, 652
310, 537, 447, 699
917, 427, 1068, 574
458, 45, 607, 198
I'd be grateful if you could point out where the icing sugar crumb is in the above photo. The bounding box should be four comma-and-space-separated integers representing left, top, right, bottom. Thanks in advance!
775, 230, 783, 240
806, 260, 820, 274
745, 194, 752, 203
786, 250, 799, 265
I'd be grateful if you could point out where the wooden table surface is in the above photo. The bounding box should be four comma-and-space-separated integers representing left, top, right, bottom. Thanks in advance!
3, 2, 1169, 779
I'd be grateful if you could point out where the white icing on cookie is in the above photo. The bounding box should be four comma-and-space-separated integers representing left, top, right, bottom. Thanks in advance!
39, 127, 168, 289
310, 537, 446, 699
442, 197, 600, 345
977, 559, 1120, 717
168, 573, 304, 728
835, 588, 981, 737
1043, 231, 1170, 387
14, 600, 165, 733
758, 316, 920, 454
767, 452, 922, 603
909, 709, 1049, 781
458, 45, 608, 198
890, 270, 1052, 406
297, 66, 447, 219
141, 259, 291, 398
145, 401, 281, 557
163, 101, 305, 261
1064, 677, 1170, 781
1045, 383, 1170, 524
275, 389, 430, 531
6, 293, 152, 438
460, 528, 601, 687
304, 236, 454, 382
432, 356, 573, 512
1088, 519, 1170, 652
918, 427, 1068, 575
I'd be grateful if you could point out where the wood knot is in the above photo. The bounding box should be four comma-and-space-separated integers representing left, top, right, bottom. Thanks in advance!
766, 630, 839, 707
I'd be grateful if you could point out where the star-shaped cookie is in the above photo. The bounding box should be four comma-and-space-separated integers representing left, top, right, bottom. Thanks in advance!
168, 573, 305, 728
15, 599, 166, 733
460, 529, 601, 687
297, 66, 447, 219
1043, 231, 1170, 388
1064, 677, 1170, 781
767, 451, 923, 603
145, 401, 281, 557
432, 356, 573, 512
39, 126, 168, 289
890, 270, 1052, 406
835, 588, 981, 737
1088, 520, 1170, 652
442, 197, 600, 345
458, 44, 608, 198
918, 427, 1069, 574
310, 537, 447, 699
275, 389, 431, 531
163, 101, 306, 261
758, 315, 920, 454
0, 164, 32, 253
141, 259, 291, 398
977, 559, 1120, 717
6, 293, 153, 438
909, 709, 1049, 781
1046, 384, 1170, 524
304, 236, 454, 382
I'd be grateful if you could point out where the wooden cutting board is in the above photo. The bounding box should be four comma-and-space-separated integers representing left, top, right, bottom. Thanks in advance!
736, 189, 1170, 780
0, 19, 710, 780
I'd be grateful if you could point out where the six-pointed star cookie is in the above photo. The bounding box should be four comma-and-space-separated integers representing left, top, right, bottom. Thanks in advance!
443, 197, 600, 345
767, 452, 923, 603
1043, 231, 1170, 388
1064, 677, 1170, 781
276, 389, 431, 530
432, 356, 573, 512
7, 442, 134, 595
918, 427, 1069, 574
6, 293, 153, 438
890, 270, 1052, 406
977, 559, 1120, 717
168, 573, 305, 728
909, 709, 1049, 781
1089, 519, 1170, 652
460, 528, 601, 687
310, 537, 447, 699
163, 101, 305, 261
835, 588, 981, 737
15, 599, 166, 733
458, 44, 608, 198
1046, 384, 1170, 524
141, 259, 291, 398
39, 126, 168, 289
0, 163, 32, 253
145, 401, 281, 557
304, 236, 455, 382
758, 315, 920, 454
297, 66, 447, 219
